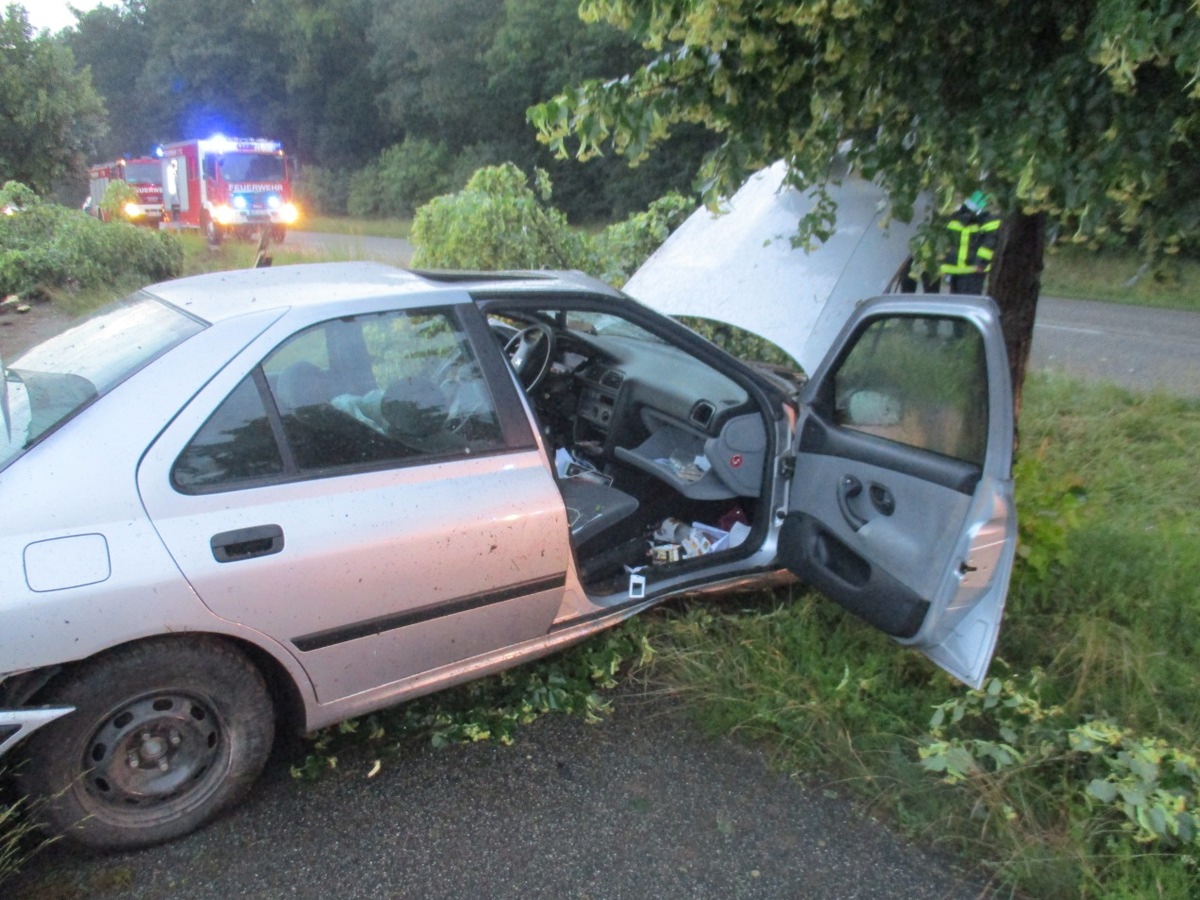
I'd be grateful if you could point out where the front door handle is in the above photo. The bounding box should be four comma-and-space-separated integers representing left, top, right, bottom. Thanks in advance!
210, 524, 284, 563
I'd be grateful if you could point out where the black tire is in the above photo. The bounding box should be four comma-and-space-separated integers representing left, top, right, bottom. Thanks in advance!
17, 637, 274, 851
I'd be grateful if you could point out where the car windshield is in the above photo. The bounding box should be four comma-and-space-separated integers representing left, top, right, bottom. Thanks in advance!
124, 162, 161, 184
563, 310, 666, 344
219, 153, 286, 182
0, 293, 204, 470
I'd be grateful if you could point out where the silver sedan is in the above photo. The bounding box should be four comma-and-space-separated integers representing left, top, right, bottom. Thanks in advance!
0, 261, 1016, 849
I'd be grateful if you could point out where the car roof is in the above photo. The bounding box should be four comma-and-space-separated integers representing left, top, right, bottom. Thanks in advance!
144, 261, 622, 324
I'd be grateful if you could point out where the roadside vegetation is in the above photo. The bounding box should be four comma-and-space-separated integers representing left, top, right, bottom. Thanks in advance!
2, 177, 1198, 897
1042, 244, 1200, 313
0, 182, 181, 309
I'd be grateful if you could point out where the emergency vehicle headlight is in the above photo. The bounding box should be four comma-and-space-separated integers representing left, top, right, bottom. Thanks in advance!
280, 203, 299, 225
213, 205, 237, 225
232, 196, 248, 211
267, 195, 281, 210
123, 202, 143, 218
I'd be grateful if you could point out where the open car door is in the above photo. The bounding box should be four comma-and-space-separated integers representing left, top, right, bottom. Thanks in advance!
778, 296, 1016, 688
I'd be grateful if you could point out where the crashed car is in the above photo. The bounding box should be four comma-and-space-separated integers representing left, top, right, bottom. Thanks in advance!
0, 177, 1015, 852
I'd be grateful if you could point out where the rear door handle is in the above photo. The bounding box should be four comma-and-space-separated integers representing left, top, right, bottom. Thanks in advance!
210, 525, 284, 563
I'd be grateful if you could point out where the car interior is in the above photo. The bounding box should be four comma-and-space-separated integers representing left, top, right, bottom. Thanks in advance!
484, 304, 774, 590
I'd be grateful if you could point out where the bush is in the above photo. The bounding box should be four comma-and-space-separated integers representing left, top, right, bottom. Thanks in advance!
593, 191, 690, 286
294, 165, 353, 216
410, 163, 595, 270
0, 182, 183, 298
348, 139, 455, 219
99, 180, 138, 222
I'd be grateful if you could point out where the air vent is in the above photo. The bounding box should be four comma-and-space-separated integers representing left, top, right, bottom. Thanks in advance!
601, 370, 624, 390
690, 400, 715, 428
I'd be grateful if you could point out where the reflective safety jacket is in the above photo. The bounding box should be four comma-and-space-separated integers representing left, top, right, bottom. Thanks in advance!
940, 208, 1001, 276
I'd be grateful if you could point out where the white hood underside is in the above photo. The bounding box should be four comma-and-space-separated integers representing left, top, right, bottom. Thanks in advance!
624, 161, 929, 375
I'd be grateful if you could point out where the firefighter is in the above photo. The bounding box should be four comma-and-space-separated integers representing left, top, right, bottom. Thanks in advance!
940, 191, 1000, 294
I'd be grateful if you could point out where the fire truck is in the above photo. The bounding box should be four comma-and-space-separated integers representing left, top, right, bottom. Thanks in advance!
85, 157, 164, 226
158, 136, 298, 244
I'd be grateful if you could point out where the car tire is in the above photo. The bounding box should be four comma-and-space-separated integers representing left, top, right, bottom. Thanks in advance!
17, 636, 274, 851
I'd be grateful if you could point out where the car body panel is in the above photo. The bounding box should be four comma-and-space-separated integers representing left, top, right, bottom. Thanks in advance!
0, 312, 287, 672
624, 161, 930, 374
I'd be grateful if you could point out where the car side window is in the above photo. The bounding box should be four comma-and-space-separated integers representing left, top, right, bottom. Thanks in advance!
831, 315, 988, 465
173, 309, 509, 492
172, 375, 284, 490
263, 309, 506, 471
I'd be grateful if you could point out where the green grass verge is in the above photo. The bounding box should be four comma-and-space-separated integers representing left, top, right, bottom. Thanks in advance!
300, 215, 413, 239
1042, 244, 1200, 312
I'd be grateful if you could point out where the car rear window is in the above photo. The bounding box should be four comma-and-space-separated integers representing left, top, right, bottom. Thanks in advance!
0, 292, 204, 471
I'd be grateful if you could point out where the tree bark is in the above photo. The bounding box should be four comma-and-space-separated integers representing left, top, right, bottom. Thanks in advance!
987, 211, 1045, 425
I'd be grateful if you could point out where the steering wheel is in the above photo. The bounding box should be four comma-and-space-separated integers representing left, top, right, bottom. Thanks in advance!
504, 323, 556, 390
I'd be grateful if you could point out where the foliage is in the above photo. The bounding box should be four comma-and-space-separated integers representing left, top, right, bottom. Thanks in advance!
410, 163, 595, 271
294, 165, 353, 217
0, 5, 106, 194
99, 179, 138, 222
291, 621, 652, 780
0, 183, 182, 297
1011, 446, 1086, 586
591, 190, 690, 285
59, 0, 703, 221
533, 1, 1200, 257
409, 161, 702, 284
347, 139, 454, 219
922, 672, 1200, 857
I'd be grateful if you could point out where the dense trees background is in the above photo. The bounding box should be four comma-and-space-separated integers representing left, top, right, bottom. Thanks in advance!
17, 0, 710, 220
0, 5, 106, 193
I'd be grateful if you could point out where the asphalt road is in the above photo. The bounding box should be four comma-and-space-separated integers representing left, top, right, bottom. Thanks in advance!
8, 688, 988, 899
1029, 295, 1200, 397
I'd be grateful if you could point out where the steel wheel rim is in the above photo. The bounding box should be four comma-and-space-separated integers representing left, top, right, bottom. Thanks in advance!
79, 691, 228, 818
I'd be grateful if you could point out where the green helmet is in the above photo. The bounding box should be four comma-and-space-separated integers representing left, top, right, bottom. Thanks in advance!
964, 190, 990, 214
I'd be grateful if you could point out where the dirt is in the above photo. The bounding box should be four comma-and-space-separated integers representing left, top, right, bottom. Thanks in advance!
0, 297, 74, 359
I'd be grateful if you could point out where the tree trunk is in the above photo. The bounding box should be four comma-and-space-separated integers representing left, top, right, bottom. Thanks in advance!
987, 211, 1045, 425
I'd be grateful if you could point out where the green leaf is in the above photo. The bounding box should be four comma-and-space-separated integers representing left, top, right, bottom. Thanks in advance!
1087, 779, 1119, 803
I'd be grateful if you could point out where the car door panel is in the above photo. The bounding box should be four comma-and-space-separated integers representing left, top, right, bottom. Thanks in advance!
780, 297, 1015, 687
138, 304, 575, 704
141, 452, 570, 702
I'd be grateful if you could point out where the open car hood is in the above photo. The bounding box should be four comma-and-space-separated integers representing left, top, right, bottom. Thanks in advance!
624, 162, 929, 375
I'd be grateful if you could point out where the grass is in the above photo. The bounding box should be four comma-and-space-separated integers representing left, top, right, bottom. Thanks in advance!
1041, 244, 1200, 313
300, 214, 413, 239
